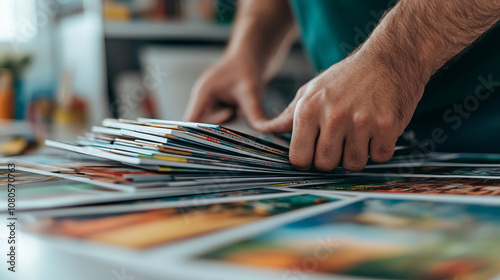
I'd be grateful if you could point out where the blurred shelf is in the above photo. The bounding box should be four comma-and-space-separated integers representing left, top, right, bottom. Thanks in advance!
104, 20, 232, 41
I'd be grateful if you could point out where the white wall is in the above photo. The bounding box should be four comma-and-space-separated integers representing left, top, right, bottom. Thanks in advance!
57, 13, 108, 125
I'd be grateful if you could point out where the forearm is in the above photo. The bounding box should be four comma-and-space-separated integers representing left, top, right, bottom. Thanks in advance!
225, 0, 298, 81
359, 0, 500, 92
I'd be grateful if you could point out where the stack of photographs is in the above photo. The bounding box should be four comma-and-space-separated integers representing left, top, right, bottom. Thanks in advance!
46, 118, 296, 173
3, 118, 500, 280
41, 118, 354, 195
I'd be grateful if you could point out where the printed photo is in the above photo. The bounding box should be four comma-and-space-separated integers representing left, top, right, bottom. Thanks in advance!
25, 194, 338, 249
362, 165, 500, 178
295, 177, 500, 196
197, 198, 500, 280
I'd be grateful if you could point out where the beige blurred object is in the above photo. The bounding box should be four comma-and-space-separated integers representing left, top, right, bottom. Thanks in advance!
53, 71, 87, 126
103, 0, 131, 21
0, 69, 14, 119
0, 137, 29, 156
56, 71, 73, 109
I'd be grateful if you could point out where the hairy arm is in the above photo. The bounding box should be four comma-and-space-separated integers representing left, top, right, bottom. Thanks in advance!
259, 0, 500, 172
363, 0, 500, 115
226, 0, 298, 82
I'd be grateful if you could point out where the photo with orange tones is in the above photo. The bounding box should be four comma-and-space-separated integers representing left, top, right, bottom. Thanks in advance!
24, 194, 338, 249
196, 198, 500, 280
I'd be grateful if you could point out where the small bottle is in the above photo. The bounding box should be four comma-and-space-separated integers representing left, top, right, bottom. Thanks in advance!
0, 69, 14, 119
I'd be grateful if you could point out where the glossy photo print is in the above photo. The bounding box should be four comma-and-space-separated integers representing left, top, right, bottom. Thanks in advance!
196, 198, 500, 280
24, 194, 339, 249
295, 176, 500, 196
361, 165, 500, 178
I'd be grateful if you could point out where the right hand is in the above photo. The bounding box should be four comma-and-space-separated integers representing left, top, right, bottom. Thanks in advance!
183, 54, 268, 127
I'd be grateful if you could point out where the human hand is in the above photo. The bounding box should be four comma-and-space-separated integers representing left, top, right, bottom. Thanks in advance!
256, 51, 428, 171
183, 54, 268, 128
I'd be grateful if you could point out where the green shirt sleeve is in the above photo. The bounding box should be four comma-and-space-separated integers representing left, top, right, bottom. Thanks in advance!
289, 0, 500, 116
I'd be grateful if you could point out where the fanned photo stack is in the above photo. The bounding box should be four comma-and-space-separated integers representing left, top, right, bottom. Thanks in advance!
48, 118, 294, 172
44, 118, 348, 194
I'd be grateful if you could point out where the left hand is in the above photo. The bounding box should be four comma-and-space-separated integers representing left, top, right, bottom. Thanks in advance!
255, 51, 427, 171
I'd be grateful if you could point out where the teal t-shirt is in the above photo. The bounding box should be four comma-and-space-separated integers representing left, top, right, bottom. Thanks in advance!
288, 0, 500, 117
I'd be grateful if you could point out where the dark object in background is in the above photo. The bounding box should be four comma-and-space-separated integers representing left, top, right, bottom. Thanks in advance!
0, 55, 32, 79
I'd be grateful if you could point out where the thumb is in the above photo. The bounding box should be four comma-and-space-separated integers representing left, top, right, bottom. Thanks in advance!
256, 97, 298, 133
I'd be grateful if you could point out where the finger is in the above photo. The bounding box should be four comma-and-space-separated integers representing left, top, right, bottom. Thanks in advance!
289, 107, 319, 171
369, 118, 398, 163
343, 117, 370, 171
314, 126, 345, 172
239, 90, 269, 130
207, 107, 237, 125
256, 96, 300, 133
184, 89, 212, 122
369, 137, 396, 163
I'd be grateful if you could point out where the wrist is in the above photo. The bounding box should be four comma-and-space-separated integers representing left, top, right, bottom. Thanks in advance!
351, 44, 428, 104
354, 1, 435, 89
356, 33, 432, 93
223, 44, 269, 79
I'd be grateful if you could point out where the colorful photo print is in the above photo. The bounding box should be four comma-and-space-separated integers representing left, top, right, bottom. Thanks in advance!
363, 166, 500, 177
25, 195, 338, 249
295, 177, 500, 196
197, 198, 500, 280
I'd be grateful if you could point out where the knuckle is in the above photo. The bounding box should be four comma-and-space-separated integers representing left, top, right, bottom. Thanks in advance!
352, 112, 370, 131
314, 146, 338, 172
302, 81, 324, 97
371, 144, 395, 163
295, 103, 316, 121
297, 85, 308, 96
304, 80, 319, 92
376, 115, 396, 133
326, 110, 346, 127
317, 141, 332, 156
289, 153, 311, 170
297, 82, 317, 98
343, 149, 368, 172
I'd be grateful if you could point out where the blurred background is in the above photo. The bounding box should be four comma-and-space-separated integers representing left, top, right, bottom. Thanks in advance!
0, 0, 313, 135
